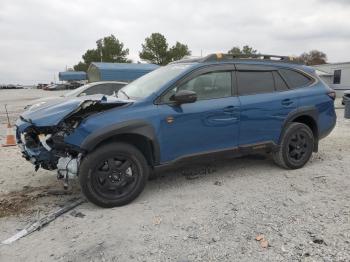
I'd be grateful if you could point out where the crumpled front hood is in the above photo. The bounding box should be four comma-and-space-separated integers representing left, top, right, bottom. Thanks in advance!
20, 94, 130, 127
25, 96, 65, 109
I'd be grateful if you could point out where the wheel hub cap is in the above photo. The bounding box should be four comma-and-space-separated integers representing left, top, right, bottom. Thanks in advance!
110, 170, 122, 182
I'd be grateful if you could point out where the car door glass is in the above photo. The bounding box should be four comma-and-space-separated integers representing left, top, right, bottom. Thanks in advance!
163, 71, 232, 102
273, 71, 289, 91
84, 84, 104, 95
237, 71, 274, 95
112, 84, 126, 95
103, 84, 117, 95
84, 84, 115, 95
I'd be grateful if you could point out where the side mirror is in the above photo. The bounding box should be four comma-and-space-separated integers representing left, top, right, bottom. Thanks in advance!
170, 90, 197, 104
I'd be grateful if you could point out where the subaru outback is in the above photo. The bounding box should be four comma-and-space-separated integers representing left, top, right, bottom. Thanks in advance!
16, 54, 336, 207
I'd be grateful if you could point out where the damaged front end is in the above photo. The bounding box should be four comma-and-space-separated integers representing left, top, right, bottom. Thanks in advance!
16, 95, 129, 186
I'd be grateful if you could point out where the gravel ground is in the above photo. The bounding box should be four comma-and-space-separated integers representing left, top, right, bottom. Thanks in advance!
0, 89, 349, 262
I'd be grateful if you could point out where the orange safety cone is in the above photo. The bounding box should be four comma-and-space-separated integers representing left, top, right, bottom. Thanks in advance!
2, 123, 17, 147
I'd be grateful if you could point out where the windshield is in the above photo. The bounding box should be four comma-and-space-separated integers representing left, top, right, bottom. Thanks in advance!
64, 83, 92, 97
118, 64, 192, 99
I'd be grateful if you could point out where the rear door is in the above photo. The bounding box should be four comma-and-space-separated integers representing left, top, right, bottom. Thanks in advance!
236, 64, 298, 145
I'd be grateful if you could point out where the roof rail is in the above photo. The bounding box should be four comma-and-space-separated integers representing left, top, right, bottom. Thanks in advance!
200, 53, 303, 64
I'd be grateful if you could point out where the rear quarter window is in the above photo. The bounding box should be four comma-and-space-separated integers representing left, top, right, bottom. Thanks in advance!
279, 69, 313, 89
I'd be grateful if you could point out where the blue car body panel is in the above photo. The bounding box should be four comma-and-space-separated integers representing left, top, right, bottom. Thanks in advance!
238, 90, 299, 145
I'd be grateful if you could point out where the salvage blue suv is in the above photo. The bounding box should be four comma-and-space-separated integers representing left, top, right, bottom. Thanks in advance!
16, 54, 336, 207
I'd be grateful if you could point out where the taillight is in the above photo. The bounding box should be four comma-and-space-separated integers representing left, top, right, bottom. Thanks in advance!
327, 91, 336, 100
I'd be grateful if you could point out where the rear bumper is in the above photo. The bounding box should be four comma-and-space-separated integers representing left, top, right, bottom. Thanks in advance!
319, 114, 336, 140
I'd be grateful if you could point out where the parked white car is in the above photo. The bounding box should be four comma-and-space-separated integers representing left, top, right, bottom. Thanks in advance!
25, 81, 127, 110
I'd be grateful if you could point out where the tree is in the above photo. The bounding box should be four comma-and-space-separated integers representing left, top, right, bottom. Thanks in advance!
242, 45, 258, 55
228, 45, 258, 56
228, 46, 242, 55
139, 33, 191, 65
96, 35, 130, 63
74, 35, 130, 72
168, 42, 191, 62
297, 50, 327, 65
73, 61, 88, 72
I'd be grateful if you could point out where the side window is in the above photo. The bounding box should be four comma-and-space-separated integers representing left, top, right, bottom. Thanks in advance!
163, 71, 232, 102
84, 84, 114, 95
237, 71, 274, 95
333, 70, 341, 84
279, 69, 313, 88
273, 71, 289, 91
112, 83, 126, 93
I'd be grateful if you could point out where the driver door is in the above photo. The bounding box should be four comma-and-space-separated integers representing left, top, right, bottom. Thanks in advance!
157, 66, 240, 163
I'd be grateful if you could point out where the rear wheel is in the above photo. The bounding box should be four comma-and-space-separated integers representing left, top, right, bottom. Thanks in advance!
79, 142, 149, 207
273, 122, 314, 169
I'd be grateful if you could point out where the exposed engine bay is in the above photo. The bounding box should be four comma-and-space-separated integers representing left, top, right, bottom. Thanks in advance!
16, 96, 129, 186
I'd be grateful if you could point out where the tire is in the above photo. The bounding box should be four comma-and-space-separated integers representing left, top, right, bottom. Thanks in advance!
273, 122, 314, 169
79, 142, 149, 207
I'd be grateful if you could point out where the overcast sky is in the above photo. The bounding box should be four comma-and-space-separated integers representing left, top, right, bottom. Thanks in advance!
0, 0, 349, 84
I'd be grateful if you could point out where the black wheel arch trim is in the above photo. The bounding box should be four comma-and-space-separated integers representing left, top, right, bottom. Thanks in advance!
280, 106, 319, 151
80, 120, 160, 165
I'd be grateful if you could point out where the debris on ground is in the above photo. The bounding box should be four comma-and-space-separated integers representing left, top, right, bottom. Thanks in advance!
153, 216, 162, 225
70, 210, 86, 218
255, 234, 269, 248
214, 181, 222, 186
182, 165, 217, 180
1, 197, 86, 245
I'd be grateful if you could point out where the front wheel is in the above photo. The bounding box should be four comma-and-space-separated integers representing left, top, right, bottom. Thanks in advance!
273, 122, 314, 169
79, 142, 149, 207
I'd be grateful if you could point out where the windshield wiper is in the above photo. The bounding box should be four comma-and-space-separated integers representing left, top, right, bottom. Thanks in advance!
119, 90, 130, 99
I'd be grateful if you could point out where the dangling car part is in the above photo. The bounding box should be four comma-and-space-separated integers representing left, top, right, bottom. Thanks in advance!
16, 94, 131, 184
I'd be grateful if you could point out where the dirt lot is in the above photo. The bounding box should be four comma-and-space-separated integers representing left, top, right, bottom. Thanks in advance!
0, 89, 349, 262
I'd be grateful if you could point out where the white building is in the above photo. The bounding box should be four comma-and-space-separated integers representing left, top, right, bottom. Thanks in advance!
313, 62, 350, 91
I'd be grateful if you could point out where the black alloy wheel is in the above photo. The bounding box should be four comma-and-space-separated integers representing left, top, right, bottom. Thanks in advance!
286, 131, 310, 163
92, 156, 138, 200
273, 122, 314, 169
79, 142, 149, 207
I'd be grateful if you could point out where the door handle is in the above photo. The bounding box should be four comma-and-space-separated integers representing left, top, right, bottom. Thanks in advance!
223, 106, 236, 112
281, 99, 293, 106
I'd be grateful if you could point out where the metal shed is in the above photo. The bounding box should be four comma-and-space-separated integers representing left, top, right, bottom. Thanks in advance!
58, 71, 87, 81
313, 62, 350, 91
87, 63, 159, 82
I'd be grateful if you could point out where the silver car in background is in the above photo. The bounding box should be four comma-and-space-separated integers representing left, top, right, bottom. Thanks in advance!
25, 81, 127, 110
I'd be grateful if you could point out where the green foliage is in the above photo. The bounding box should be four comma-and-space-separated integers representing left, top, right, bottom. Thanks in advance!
74, 35, 130, 72
228, 47, 242, 55
73, 61, 88, 72
96, 35, 130, 63
168, 42, 191, 62
139, 33, 168, 65
228, 45, 258, 56
139, 33, 191, 65
297, 50, 327, 65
